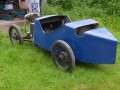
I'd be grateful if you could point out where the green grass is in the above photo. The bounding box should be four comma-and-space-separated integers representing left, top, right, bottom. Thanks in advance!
0, 27, 120, 90
0, 1, 120, 89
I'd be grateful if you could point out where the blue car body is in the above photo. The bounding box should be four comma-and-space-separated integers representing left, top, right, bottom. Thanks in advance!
33, 15, 118, 64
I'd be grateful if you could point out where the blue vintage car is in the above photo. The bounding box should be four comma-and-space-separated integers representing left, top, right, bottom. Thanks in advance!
9, 15, 118, 72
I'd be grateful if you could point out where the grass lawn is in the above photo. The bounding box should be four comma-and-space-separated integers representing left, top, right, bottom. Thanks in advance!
0, 2, 120, 89
0, 25, 120, 90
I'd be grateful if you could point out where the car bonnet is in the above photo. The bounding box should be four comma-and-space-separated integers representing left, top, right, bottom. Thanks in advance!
65, 19, 98, 29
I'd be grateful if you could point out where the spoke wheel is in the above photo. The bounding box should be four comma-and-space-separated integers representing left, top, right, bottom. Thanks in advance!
9, 24, 23, 45
51, 40, 75, 72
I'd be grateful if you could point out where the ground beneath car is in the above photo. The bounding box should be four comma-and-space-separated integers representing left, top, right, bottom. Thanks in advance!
0, 20, 25, 32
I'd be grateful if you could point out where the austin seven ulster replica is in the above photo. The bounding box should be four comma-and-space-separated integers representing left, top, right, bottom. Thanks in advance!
9, 14, 118, 72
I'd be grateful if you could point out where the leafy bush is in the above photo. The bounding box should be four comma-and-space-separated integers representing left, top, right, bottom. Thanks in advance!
47, 0, 120, 16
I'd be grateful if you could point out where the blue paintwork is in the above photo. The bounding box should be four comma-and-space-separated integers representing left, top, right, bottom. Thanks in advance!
33, 15, 118, 64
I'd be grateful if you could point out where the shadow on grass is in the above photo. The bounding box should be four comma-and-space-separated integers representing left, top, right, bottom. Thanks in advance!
76, 61, 100, 69
23, 42, 107, 72
24, 41, 51, 57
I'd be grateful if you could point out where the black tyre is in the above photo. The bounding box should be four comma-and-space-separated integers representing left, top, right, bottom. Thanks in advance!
51, 40, 75, 72
9, 24, 23, 45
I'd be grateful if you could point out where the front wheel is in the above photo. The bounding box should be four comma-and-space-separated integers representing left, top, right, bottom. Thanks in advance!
51, 40, 75, 72
9, 24, 23, 45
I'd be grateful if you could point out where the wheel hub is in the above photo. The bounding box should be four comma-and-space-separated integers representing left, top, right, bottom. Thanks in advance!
58, 51, 68, 61
13, 34, 19, 40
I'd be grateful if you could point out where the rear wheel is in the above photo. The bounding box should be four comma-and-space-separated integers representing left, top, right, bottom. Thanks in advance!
9, 24, 23, 45
51, 40, 75, 72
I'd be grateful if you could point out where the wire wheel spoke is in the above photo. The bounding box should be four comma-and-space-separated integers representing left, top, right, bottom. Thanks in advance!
9, 24, 23, 45
11, 30, 19, 43
51, 40, 75, 72
55, 51, 70, 69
